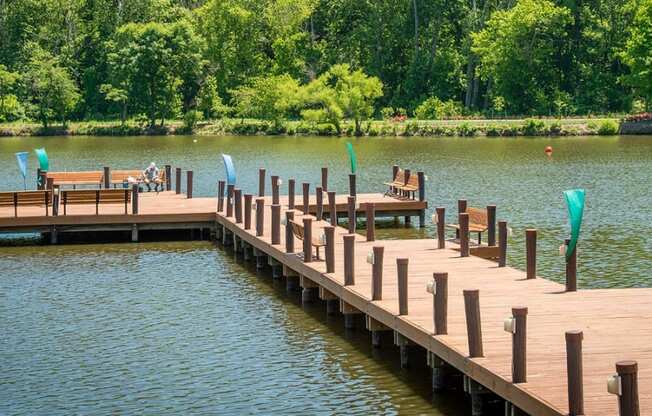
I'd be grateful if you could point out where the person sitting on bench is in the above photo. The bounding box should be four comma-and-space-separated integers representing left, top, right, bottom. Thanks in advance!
142, 162, 161, 192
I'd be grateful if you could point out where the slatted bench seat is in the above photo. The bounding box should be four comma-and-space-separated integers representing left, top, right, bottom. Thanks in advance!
290, 220, 326, 260
446, 207, 488, 244
0, 190, 51, 217
61, 189, 131, 215
47, 171, 104, 188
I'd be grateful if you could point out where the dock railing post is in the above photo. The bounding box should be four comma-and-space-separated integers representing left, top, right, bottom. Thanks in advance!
303, 217, 313, 262
526, 229, 537, 279
271, 204, 281, 244
430, 272, 448, 335
565, 238, 577, 292
366, 203, 375, 242
131, 184, 139, 214
347, 196, 356, 234
397, 258, 409, 315
487, 205, 496, 246
328, 191, 337, 226
244, 194, 252, 230
186, 170, 193, 199
499, 221, 508, 267
103, 166, 110, 188
175, 168, 181, 194
285, 210, 295, 253
349, 174, 357, 197
226, 184, 234, 217
288, 179, 295, 209
217, 181, 225, 212
418, 171, 426, 227
459, 212, 470, 257
614, 361, 640, 416
234, 189, 243, 223
343, 234, 355, 285
165, 165, 171, 190
510, 307, 528, 383
36, 168, 42, 190
321, 167, 328, 191
456, 199, 467, 239
403, 169, 411, 200
316, 186, 324, 220
436, 207, 446, 248
463, 289, 483, 357
566, 330, 584, 416
325, 225, 335, 273
271, 175, 280, 205
302, 182, 310, 215
258, 168, 266, 197
371, 246, 384, 301
52, 186, 60, 216
255, 198, 264, 237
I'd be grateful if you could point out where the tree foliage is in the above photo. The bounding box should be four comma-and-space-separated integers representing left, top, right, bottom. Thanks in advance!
622, 0, 652, 109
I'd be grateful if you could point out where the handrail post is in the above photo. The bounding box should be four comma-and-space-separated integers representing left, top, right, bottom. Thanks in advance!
271, 175, 280, 205
349, 173, 357, 197
615, 361, 639, 416
347, 196, 356, 234
436, 207, 446, 248
103, 166, 110, 188
459, 212, 469, 257
433, 272, 448, 335
271, 204, 281, 244
397, 258, 409, 315
234, 189, 243, 223
175, 168, 181, 194
217, 180, 225, 212
315, 186, 324, 220
464, 289, 483, 357
366, 202, 375, 242
226, 184, 234, 217
288, 178, 295, 209
131, 184, 139, 214
487, 205, 496, 246
418, 171, 426, 227
371, 246, 384, 301
165, 165, 171, 190
566, 330, 584, 416
186, 170, 193, 198
244, 194, 252, 230
328, 191, 337, 226
565, 238, 577, 291
325, 225, 335, 273
258, 168, 266, 197
303, 217, 313, 262
285, 210, 295, 253
526, 229, 537, 279
321, 167, 328, 191
499, 220, 508, 267
255, 198, 264, 236
302, 182, 310, 215
458, 199, 467, 214
343, 234, 355, 285
511, 307, 528, 383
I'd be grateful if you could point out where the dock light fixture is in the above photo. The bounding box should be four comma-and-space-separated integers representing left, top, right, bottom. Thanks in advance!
431, 214, 438, 225
277, 178, 283, 186
366, 251, 375, 265
426, 280, 436, 294
319, 233, 326, 245
281, 217, 287, 226
504, 317, 516, 334
559, 244, 567, 256
607, 374, 622, 395
424, 175, 429, 181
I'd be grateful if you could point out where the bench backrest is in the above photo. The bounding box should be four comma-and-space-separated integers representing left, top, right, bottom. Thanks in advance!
467, 207, 488, 226
62, 189, 131, 204
405, 173, 419, 187
0, 191, 50, 206
290, 220, 305, 240
110, 170, 143, 183
48, 171, 103, 184
393, 169, 405, 184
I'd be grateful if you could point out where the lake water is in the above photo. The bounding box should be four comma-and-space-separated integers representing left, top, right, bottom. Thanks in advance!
1, 134, 651, 415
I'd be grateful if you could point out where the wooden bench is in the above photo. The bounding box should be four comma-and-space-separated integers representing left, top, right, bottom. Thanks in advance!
47, 171, 104, 188
290, 220, 326, 260
447, 207, 488, 244
0, 190, 51, 217
110, 169, 167, 190
61, 189, 131, 215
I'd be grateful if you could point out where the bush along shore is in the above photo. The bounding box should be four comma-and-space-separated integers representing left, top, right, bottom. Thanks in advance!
0, 117, 631, 138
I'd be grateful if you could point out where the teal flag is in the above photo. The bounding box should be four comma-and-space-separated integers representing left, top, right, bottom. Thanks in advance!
564, 189, 585, 260
34, 148, 49, 171
222, 154, 236, 185
346, 142, 357, 173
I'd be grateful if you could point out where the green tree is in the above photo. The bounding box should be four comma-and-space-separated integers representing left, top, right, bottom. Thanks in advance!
22, 44, 80, 128
0, 65, 23, 121
197, 75, 230, 119
232, 74, 300, 127
622, 0, 652, 110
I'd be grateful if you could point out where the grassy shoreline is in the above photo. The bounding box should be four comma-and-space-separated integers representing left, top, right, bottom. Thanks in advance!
0, 117, 625, 137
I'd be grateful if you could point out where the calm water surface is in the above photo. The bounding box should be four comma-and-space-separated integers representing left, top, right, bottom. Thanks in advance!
1, 134, 651, 415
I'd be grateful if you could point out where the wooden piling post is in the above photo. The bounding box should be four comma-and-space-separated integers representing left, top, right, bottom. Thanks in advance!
175, 168, 181, 194
302, 182, 310, 214
226, 184, 234, 217
217, 180, 225, 212
165, 165, 171, 190
316, 186, 324, 220
526, 229, 537, 279
288, 179, 295, 209
397, 258, 409, 315
464, 289, 483, 357
244, 194, 252, 230
433, 272, 448, 335
366, 203, 375, 242
487, 205, 497, 246
418, 171, 426, 227
255, 198, 264, 237
403, 169, 411, 200
566, 330, 584, 416
458, 199, 467, 214
343, 234, 355, 285
131, 184, 139, 214
321, 167, 328, 191
436, 207, 446, 248
616, 361, 640, 416
459, 212, 470, 257
303, 217, 313, 262
285, 210, 295, 253
325, 225, 335, 273
328, 191, 337, 226
371, 246, 384, 301
271, 204, 281, 245
499, 221, 508, 267
271, 175, 280, 205
103, 166, 110, 188
36, 168, 42, 190
258, 168, 266, 197
511, 307, 528, 383
565, 238, 577, 292
234, 189, 243, 223
347, 196, 356, 234
186, 170, 193, 198
349, 174, 356, 197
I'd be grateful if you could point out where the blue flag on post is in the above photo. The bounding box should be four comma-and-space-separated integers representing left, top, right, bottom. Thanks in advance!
564, 189, 585, 260
15, 152, 28, 190
222, 154, 236, 185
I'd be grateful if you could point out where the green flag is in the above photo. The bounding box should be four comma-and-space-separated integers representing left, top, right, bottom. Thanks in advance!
563, 189, 585, 260
346, 142, 357, 174
34, 148, 49, 171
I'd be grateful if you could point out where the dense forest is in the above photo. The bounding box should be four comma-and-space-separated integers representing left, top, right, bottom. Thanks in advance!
1, 0, 651, 129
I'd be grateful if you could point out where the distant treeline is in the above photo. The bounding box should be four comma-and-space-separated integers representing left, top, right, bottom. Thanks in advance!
1, 0, 651, 129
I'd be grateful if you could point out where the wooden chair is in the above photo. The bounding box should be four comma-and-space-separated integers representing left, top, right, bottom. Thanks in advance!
446, 207, 489, 244
384, 169, 405, 197
290, 220, 326, 260
61, 189, 131, 215
0, 190, 50, 217
396, 173, 420, 199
